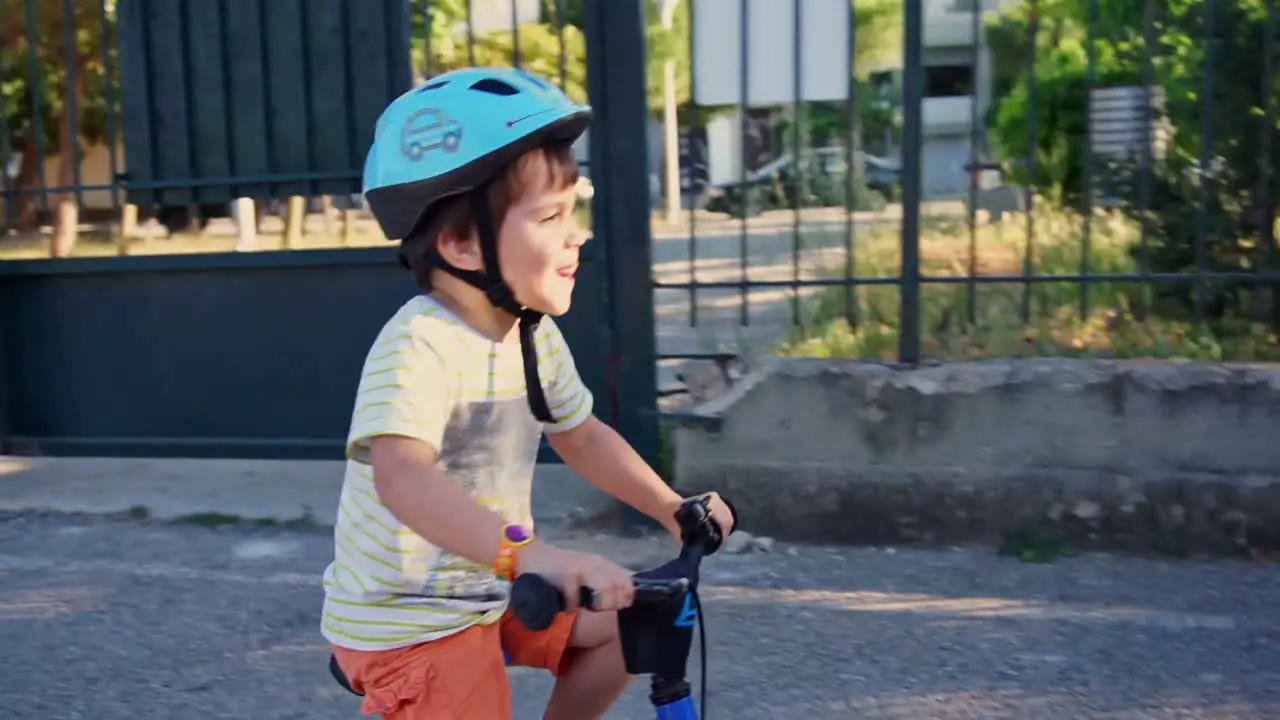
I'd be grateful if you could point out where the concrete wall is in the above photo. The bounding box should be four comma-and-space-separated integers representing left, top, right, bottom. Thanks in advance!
673, 357, 1280, 555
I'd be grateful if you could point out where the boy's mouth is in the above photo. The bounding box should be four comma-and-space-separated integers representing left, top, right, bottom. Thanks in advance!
556, 264, 578, 279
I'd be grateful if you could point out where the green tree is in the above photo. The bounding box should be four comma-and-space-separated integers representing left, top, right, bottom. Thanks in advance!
414, 0, 690, 114
412, 0, 589, 103
1, 0, 115, 235
986, 0, 1280, 322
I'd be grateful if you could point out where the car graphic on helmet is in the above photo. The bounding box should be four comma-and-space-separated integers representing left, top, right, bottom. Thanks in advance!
401, 108, 463, 160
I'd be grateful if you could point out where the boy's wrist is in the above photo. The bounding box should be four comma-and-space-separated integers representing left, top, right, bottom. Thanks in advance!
494, 523, 535, 580
658, 494, 685, 538
513, 537, 556, 576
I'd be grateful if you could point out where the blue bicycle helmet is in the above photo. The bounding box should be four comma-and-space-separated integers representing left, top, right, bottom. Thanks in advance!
362, 67, 592, 423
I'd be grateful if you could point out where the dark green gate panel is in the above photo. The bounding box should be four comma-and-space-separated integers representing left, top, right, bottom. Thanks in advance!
0, 247, 608, 461
116, 0, 412, 206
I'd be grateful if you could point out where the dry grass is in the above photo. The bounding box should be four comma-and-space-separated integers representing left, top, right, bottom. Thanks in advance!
781, 202, 1280, 362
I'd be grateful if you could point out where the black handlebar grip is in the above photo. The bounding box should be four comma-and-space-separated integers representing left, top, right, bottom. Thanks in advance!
510, 573, 562, 631
509, 574, 598, 631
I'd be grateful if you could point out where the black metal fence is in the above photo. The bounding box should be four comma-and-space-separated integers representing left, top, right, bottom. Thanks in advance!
654, 0, 1278, 407
1, 0, 1278, 462
0, 0, 629, 460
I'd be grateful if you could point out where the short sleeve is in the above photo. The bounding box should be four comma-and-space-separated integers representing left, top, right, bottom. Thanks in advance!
538, 318, 593, 434
346, 317, 455, 464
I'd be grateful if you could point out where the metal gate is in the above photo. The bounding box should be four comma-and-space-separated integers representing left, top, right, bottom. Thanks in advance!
0, 0, 647, 462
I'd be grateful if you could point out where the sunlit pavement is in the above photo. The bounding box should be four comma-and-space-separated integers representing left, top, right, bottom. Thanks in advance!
1, 512, 1277, 719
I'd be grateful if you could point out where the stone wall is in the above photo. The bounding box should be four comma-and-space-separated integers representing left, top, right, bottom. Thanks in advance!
672, 357, 1280, 556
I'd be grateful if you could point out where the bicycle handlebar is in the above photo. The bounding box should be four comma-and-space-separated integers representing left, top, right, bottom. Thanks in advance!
510, 494, 729, 630
510, 574, 691, 631
509, 494, 735, 718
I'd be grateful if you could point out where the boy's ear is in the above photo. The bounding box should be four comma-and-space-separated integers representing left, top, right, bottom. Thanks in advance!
434, 226, 483, 272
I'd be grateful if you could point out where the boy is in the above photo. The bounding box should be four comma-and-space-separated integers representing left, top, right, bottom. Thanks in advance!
321, 66, 735, 720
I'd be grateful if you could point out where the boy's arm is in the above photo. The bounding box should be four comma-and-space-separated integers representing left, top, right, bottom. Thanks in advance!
537, 319, 683, 536
350, 316, 638, 609
350, 323, 507, 566
370, 432, 635, 609
548, 416, 683, 537
369, 434, 516, 567
350, 320, 549, 569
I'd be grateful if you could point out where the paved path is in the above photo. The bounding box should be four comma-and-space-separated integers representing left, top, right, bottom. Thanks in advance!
1, 457, 1278, 719
1, 512, 1277, 719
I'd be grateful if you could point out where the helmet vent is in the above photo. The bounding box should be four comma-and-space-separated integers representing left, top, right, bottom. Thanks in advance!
417, 80, 449, 93
469, 78, 520, 96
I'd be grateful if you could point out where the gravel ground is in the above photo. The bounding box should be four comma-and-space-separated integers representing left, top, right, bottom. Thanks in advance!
0, 511, 1277, 719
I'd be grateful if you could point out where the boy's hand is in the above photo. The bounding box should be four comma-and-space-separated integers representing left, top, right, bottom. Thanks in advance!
663, 492, 737, 547
704, 491, 737, 537
515, 540, 635, 612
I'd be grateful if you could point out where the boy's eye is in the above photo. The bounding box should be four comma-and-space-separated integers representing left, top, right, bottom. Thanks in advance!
539, 211, 563, 224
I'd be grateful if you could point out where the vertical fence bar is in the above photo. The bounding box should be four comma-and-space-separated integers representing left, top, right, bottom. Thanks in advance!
0, 49, 15, 229
555, 0, 568, 90
0, 275, 8, 451
1021, 0, 1039, 322
687, 0, 699, 329
1081, 0, 1097, 318
737, 0, 750, 327
1137, 0, 1156, 320
466, 0, 477, 66
24, 0, 50, 215
790, 0, 802, 327
842, 0, 857, 327
1262, 0, 1277, 329
898, 0, 923, 364
965, 0, 979, 324
582, 0, 659, 466
256, 0, 275, 199
61, 0, 84, 213
218, 0, 236, 202
423, 0, 433, 77
510, 0, 521, 67
1193, 0, 1219, 320
297, 0, 315, 199
99, 0, 120, 216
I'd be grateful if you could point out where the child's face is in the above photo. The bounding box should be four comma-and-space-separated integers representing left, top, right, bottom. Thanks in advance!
496, 162, 589, 316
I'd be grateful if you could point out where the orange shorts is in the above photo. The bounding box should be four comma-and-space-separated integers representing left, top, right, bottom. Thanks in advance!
330, 607, 579, 719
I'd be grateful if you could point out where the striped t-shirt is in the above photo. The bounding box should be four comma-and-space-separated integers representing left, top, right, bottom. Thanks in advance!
320, 294, 593, 651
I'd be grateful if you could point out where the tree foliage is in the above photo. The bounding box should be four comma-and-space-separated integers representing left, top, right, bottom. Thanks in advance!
413, 0, 690, 113
1, 0, 114, 228
986, 0, 1280, 321
1, 0, 113, 151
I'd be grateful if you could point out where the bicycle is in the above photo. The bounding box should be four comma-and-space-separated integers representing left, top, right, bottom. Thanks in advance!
328, 493, 733, 719
511, 493, 730, 719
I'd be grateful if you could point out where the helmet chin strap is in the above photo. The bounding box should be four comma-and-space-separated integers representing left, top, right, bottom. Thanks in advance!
429, 186, 555, 424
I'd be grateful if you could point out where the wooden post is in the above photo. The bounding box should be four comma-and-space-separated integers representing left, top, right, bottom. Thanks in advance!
320, 194, 336, 236
284, 195, 306, 248
116, 203, 139, 255
50, 199, 78, 258
121, 203, 138, 236
342, 194, 357, 245
232, 197, 258, 251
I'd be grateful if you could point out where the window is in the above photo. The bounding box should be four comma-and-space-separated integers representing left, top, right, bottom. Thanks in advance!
924, 64, 974, 98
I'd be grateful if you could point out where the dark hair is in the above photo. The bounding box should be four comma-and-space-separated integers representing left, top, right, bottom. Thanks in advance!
401, 141, 580, 290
